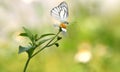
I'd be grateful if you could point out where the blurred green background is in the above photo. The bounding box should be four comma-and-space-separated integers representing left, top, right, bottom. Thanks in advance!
0, 0, 120, 72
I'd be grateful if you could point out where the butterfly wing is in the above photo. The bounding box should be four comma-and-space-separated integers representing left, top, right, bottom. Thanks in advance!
51, 1, 68, 22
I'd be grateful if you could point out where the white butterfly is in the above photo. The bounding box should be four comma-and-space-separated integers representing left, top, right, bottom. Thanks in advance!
51, 1, 69, 32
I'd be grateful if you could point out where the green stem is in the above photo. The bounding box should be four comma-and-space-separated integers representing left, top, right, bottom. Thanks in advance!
23, 57, 31, 72
23, 30, 61, 72
47, 39, 58, 47
31, 31, 61, 58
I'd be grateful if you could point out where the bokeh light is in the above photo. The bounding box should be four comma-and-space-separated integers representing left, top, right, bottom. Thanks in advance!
0, 0, 120, 72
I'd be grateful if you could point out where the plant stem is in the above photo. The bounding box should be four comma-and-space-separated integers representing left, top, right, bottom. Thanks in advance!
23, 57, 31, 72
31, 31, 61, 58
23, 30, 61, 72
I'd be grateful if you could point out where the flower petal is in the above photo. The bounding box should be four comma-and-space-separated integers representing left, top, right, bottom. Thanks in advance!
61, 28, 67, 32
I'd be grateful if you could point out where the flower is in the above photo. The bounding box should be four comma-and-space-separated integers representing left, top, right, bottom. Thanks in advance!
59, 23, 68, 32
75, 42, 92, 63
75, 50, 92, 63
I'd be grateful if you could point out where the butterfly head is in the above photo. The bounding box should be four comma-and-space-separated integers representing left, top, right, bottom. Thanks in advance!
63, 21, 69, 24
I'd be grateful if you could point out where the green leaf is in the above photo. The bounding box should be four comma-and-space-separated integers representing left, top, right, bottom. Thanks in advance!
39, 33, 55, 39
38, 37, 53, 46
23, 27, 33, 40
47, 43, 59, 47
19, 33, 28, 37
18, 45, 29, 54
57, 36, 62, 40
34, 34, 38, 39
55, 43, 59, 47
47, 43, 55, 47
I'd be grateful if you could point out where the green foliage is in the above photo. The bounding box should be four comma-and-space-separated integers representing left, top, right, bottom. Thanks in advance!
19, 33, 28, 37
19, 27, 61, 55
57, 36, 62, 40
22, 27, 33, 41
18, 46, 31, 54
37, 37, 53, 46
39, 33, 55, 39
36, 33, 55, 41
54, 43, 59, 47
18, 27, 61, 72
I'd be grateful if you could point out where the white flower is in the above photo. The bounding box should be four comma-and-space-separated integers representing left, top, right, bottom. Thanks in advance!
75, 42, 92, 63
75, 51, 92, 63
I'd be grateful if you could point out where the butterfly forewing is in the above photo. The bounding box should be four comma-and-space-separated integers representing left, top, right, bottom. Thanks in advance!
51, 7, 60, 20
51, 1, 68, 22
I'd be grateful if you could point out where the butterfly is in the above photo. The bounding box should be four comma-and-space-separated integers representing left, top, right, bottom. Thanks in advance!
50, 1, 69, 32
